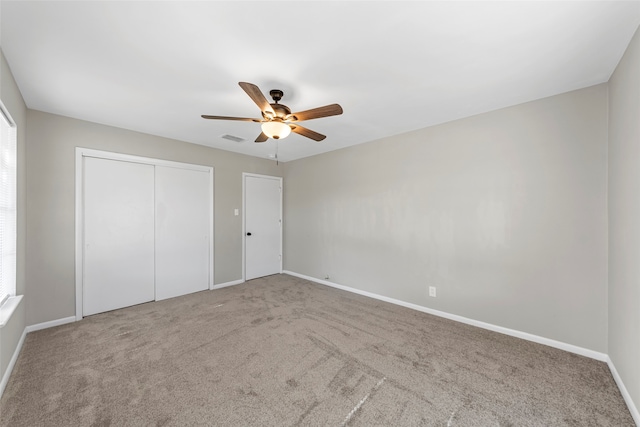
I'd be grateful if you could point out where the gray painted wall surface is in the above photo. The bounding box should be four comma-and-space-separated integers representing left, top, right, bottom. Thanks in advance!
25, 111, 282, 326
608, 26, 640, 413
0, 51, 27, 384
284, 84, 608, 352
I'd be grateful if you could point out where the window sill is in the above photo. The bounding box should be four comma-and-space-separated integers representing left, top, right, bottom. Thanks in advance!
0, 295, 23, 328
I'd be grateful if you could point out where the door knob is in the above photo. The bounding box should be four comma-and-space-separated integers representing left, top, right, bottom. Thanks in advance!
246, 232, 252, 236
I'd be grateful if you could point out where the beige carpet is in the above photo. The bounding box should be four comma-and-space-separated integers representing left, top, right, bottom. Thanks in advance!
0, 274, 633, 426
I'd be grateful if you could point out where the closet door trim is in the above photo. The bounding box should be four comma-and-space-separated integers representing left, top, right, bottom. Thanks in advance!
75, 148, 214, 321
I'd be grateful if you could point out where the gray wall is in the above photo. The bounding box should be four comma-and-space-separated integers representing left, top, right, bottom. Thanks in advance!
0, 51, 27, 383
284, 84, 608, 352
608, 26, 640, 413
25, 111, 282, 326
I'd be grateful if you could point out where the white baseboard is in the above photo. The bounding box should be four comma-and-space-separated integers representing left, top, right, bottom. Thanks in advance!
607, 356, 640, 425
26, 316, 76, 333
1, 316, 76, 399
283, 271, 608, 362
0, 327, 26, 398
3, 277, 637, 422
284, 271, 640, 420
212, 279, 244, 290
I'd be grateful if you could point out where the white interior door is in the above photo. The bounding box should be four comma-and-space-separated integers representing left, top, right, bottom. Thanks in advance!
83, 157, 155, 316
245, 174, 282, 280
155, 166, 211, 300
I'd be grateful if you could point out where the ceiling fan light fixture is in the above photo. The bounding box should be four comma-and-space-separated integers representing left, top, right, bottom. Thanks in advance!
261, 120, 291, 140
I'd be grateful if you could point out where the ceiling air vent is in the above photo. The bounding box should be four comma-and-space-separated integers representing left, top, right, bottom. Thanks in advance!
221, 134, 245, 143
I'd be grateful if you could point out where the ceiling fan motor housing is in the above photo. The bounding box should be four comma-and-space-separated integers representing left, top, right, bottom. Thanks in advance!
267, 89, 292, 119
271, 103, 292, 118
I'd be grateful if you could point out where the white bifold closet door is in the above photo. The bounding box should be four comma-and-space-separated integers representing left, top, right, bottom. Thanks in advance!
155, 165, 210, 300
83, 157, 211, 317
83, 157, 156, 316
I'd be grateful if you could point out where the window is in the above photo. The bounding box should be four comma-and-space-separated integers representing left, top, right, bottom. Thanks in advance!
0, 101, 17, 307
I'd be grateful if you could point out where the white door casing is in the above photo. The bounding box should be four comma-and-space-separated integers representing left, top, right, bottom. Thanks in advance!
244, 174, 282, 280
83, 157, 155, 316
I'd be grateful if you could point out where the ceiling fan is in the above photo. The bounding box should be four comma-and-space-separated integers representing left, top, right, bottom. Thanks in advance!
202, 82, 343, 142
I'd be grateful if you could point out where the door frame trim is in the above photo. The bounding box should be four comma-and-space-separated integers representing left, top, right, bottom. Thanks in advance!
242, 173, 283, 281
75, 148, 215, 320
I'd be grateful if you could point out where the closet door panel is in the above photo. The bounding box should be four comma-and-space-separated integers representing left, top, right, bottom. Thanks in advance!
155, 166, 210, 300
83, 157, 155, 316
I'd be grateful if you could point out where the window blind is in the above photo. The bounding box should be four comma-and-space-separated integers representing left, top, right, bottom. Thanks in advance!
0, 102, 17, 307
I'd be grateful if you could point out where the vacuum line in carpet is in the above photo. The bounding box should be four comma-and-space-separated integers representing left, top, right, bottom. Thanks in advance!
341, 376, 387, 426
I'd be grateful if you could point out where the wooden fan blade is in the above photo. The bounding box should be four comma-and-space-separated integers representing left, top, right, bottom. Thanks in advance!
288, 104, 343, 122
239, 82, 275, 116
255, 132, 269, 143
201, 115, 261, 122
290, 125, 326, 141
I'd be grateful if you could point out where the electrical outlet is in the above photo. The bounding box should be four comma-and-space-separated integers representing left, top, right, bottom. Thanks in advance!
429, 286, 436, 297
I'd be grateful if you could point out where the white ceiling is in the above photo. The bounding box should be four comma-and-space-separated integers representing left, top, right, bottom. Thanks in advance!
1, 1, 639, 162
